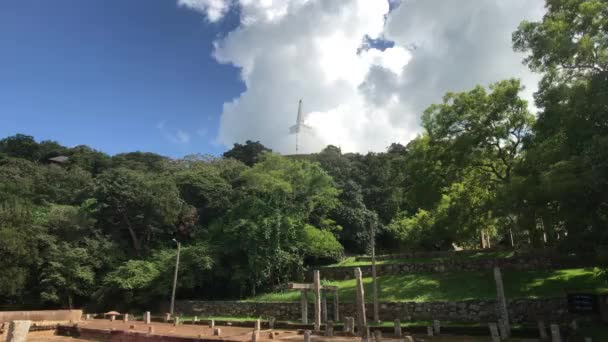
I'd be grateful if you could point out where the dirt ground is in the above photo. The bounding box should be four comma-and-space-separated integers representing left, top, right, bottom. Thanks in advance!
2, 320, 540, 341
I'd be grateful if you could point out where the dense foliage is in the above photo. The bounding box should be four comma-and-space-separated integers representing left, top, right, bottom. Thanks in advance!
1, 0, 606, 310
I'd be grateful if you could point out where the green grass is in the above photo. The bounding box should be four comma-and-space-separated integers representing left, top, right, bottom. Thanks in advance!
175, 315, 262, 322
248, 268, 608, 303
329, 250, 517, 267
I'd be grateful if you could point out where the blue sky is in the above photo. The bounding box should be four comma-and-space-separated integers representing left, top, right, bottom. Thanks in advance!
0, 0, 544, 157
0, 0, 243, 157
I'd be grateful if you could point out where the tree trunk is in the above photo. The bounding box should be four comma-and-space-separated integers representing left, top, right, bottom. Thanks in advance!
122, 212, 141, 255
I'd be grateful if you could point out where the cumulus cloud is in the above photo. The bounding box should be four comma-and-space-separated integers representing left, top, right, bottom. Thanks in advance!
178, 0, 231, 22
157, 121, 192, 144
182, 0, 545, 154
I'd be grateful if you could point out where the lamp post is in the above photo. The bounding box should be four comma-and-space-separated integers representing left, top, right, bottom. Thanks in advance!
170, 238, 181, 316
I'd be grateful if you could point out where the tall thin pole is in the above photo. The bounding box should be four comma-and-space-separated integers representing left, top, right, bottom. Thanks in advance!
170, 240, 181, 315
371, 220, 379, 323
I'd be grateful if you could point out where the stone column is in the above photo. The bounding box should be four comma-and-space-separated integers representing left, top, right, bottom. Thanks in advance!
333, 290, 340, 322
426, 326, 433, 336
165, 313, 171, 322
313, 270, 322, 331
123, 314, 129, 322
6, 320, 32, 342
488, 323, 500, 342
373, 330, 382, 342
210, 319, 215, 329
193, 316, 198, 323
321, 291, 328, 323
498, 318, 508, 339
303, 330, 311, 342
325, 321, 334, 337
394, 319, 401, 337
255, 319, 261, 332
144, 311, 151, 324
354, 267, 367, 336
493, 267, 510, 338
214, 328, 221, 336
433, 320, 440, 334
538, 321, 547, 339
300, 290, 308, 324
550, 324, 561, 342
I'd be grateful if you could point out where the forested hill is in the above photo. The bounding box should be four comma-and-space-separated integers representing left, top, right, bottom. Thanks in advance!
1, 0, 608, 311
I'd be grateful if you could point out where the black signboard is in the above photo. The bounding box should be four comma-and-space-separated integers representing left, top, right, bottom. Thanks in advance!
567, 293, 599, 314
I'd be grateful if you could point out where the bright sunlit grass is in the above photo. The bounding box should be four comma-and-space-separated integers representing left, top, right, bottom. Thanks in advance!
248, 268, 608, 303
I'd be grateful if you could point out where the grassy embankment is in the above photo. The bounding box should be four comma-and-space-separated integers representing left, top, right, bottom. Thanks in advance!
248, 268, 608, 303
329, 250, 518, 267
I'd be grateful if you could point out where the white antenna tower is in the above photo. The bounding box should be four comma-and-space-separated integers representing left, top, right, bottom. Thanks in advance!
289, 99, 311, 154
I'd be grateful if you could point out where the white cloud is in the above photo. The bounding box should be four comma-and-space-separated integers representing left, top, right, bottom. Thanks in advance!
174, 130, 191, 144
157, 122, 192, 144
182, 0, 545, 154
178, 0, 231, 22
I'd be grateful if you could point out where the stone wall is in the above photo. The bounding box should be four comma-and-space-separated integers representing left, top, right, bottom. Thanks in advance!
0, 309, 83, 323
175, 297, 568, 323
317, 255, 593, 280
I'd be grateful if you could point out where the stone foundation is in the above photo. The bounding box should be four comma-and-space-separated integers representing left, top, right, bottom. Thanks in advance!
175, 297, 568, 323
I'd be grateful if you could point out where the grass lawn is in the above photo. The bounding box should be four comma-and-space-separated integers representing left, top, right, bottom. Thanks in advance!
329, 250, 518, 267
248, 268, 608, 303
174, 316, 261, 322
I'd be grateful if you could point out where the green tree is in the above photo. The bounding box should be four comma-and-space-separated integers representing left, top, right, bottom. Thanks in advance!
512, 0, 608, 248
93, 168, 189, 255
223, 140, 271, 167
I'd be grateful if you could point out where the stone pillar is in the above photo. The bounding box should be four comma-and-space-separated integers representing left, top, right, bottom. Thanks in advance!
550, 324, 561, 342
123, 314, 129, 322
214, 328, 221, 336
269, 317, 276, 329
6, 320, 32, 342
174, 317, 180, 326
303, 330, 311, 342
110, 315, 116, 322
255, 319, 261, 332
488, 323, 500, 342
209, 319, 215, 329
193, 316, 198, 323
252, 331, 259, 342
165, 313, 171, 322
498, 318, 508, 339
321, 292, 328, 323
433, 320, 440, 335
354, 267, 367, 336
394, 319, 401, 337
571, 319, 578, 331
325, 321, 334, 337
373, 330, 382, 342
538, 321, 547, 339
493, 267, 510, 338
426, 326, 433, 336
300, 290, 308, 324
343, 317, 352, 334
144, 311, 151, 324
313, 270, 322, 331
333, 290, 340, 322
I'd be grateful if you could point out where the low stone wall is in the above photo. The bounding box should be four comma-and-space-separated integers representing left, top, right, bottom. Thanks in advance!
0, 309, 82, 323
318, 255, 593, 280
175, 297, 568, 323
